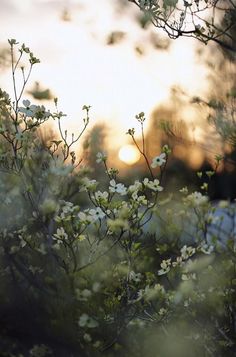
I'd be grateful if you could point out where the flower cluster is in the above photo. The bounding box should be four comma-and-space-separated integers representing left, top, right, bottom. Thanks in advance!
18, 99, 51, 120
185, 191, 208, 206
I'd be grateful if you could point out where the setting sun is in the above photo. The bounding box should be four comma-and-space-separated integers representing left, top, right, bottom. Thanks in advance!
118, 144, 140, 165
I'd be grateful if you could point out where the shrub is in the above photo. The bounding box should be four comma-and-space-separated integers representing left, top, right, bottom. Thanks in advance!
0, 40, 236, 357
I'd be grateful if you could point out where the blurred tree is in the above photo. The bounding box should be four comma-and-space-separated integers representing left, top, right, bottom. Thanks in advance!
28, 81, 54, 101
106, 31, 126, 45
0, 46, 11, 70
83, 123, 108, 183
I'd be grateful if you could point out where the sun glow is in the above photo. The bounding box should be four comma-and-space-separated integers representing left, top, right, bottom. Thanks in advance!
118, 145, 140, 165
0, 0, 208, 151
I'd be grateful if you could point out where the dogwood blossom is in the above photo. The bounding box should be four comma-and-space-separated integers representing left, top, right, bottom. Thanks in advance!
96, 152, 107, 163
162, 144, 171, 155
158, 308, 167, 316
128, 180, 142, 194
172, 256, 184, 267
60, 201, 75, 219
135, 195, 147, 205
109, 179, 127, 195
200, 243, 214, 255
34, 105, 51, 120
18, 100, 38, 117
143, 178, 163, 192
151, 153, 166, 168
107, 168, 119, 176
129, 271, 142, 282
53, 227, 68, 240
18, 100, 51, 120
107, 218, 129, 232
78, 314, 98, 328
158, 258, 172, 275
185, 191, 208, 206
83, 333, 92, 342
82, 178, 98, 192
78, 211, 92, 224
94, 191, 109, 202
181, 245, 196, 260
88, 207, 106, 221
136, 283, 165, 302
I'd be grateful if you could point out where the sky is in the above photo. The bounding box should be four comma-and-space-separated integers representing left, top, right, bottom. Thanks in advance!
0, 0, 210, 161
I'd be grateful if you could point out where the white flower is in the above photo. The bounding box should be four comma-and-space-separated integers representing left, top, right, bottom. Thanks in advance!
81, 289, 92, 298
107, 218, 129, 232
186, 191, 208, 206
182, 273, 196, 281
109, 179, 127, 195
18, 99, 38, 117
180, 245, 196, 260
181, 274, 190, 281
18, 100, 50, 119
179, 186, 188, 194
78, 211, 88, 222
129, 271, 142, 282
143, 178, 150, 186
107, 168, 119, 176
128, 180, 142, 194
83, 333, 92, 342
58, 201, 76, 219
141, 284, 165, 301
161, 258, 171, 269
218, 200, 229, 208
200, 243, 214, 255
92, 282, 100, 292
78, 235, 86, 241
158, 258, 171, 275
94, 191, 109, 202
136, 195, 147, 205
151, 153, 166, 168
158, 308, 167, 316
162, 144, 171, 154
145, 178, 163, 192
78, 314, 99, 328
89, 207, 106, 221
131, 191, 138, 200
154, 283, 165, 294
34, 105, 51, 119
207, 214, 220, 225
78, 211, 94, 224
53, 227, 68, 240
172, 256, 183, 267
136, 289, 144, 301
82, 178, 98, 192
79, 313, 89, 327
96, 152, 107, 163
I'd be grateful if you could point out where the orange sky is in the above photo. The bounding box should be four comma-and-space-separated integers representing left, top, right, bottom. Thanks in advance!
0, 0, 210, 157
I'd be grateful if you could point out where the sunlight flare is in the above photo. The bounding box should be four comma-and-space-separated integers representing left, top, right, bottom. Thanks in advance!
118, 144, 140, 165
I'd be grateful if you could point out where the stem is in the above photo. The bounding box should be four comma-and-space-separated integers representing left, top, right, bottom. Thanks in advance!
131, 134, 154, 179
10, 45, 18, 109
17, 64, 33, 104
141, 122, 145, 154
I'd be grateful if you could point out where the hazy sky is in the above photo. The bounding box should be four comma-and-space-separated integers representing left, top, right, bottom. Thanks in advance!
0, 0, 209, 153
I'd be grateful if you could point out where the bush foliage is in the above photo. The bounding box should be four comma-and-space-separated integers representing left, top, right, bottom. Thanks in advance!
0, 40, 236, 357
